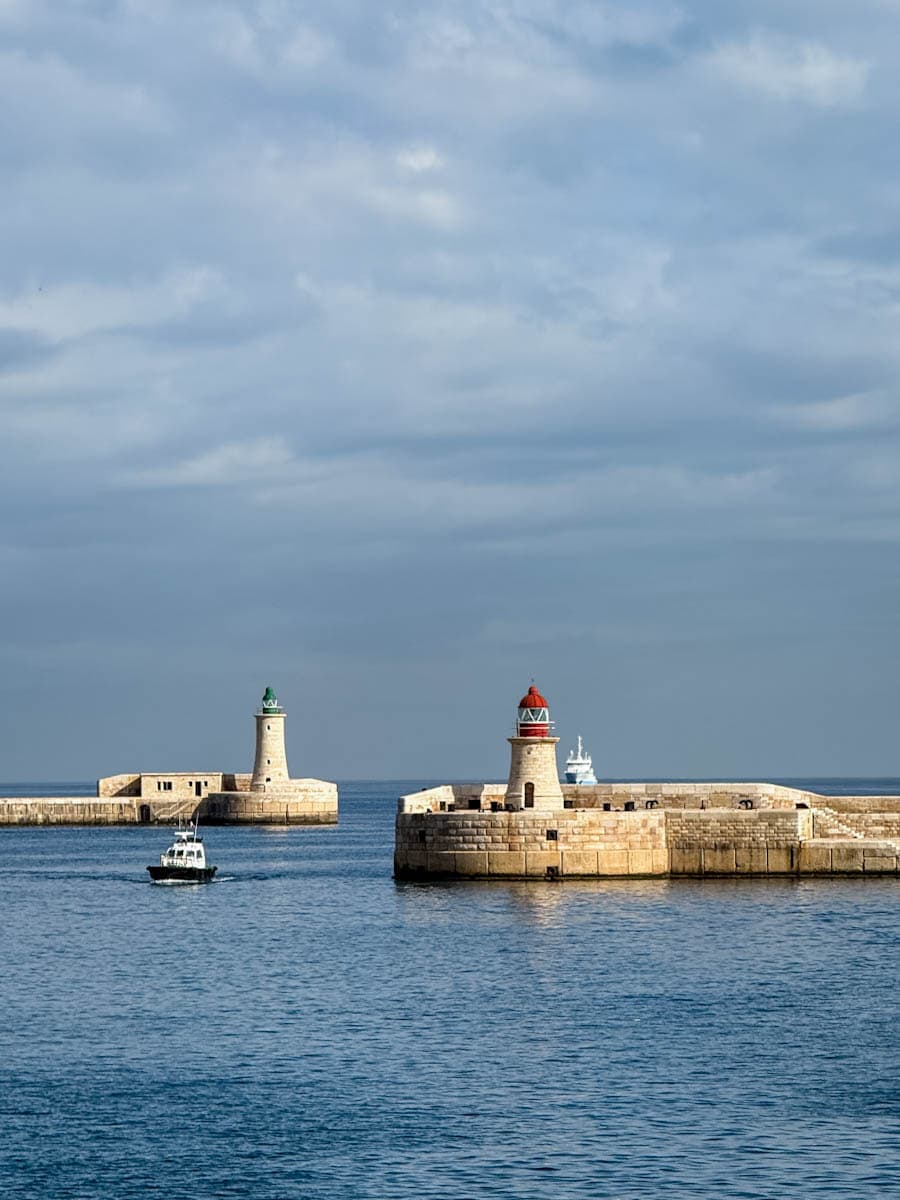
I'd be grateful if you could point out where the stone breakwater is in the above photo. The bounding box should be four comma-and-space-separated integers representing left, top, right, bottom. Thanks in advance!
0, 780, 338, 826
395, 782, 900, 878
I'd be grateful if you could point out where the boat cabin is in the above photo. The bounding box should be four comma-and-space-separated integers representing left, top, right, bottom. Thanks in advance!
159, 829, 208, 870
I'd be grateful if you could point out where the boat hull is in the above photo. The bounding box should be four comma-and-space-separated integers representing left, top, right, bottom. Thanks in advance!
147, 865, 217, 885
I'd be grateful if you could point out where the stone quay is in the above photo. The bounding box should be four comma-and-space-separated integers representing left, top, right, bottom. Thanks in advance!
395, 684, 900, 879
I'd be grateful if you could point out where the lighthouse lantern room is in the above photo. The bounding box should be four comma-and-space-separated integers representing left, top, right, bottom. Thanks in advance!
516, 684, 551, 737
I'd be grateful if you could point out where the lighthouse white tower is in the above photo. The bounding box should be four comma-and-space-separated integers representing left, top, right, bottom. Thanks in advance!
504, 684, 565, 811
251, 685, 291, 792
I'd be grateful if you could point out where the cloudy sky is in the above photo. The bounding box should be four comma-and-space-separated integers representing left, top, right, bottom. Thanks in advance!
2, 0, 900, 782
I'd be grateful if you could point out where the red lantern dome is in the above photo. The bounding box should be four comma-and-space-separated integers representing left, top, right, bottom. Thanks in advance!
518, 685, 548, 709
517, 684, 551, 737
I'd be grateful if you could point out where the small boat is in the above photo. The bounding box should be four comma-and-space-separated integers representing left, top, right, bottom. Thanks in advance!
564, 735, 598, 785
147, 824, 217, 884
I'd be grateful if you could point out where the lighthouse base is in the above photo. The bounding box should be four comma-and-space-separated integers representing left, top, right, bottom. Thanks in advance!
202, 780, 338, 824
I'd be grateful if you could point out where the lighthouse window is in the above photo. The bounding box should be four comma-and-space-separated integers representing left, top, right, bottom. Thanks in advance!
266, 759, 271, 765
524, 783, 535, 809
267, 724, 271, 731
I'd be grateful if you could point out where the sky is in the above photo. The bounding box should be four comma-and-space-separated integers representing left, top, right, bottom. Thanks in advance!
2, 0, 900, 782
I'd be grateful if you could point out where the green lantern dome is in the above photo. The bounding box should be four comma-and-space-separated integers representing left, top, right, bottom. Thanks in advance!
261, 686, 283, 714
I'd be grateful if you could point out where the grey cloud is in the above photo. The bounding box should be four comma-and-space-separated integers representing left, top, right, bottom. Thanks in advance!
2, 0, 900, 779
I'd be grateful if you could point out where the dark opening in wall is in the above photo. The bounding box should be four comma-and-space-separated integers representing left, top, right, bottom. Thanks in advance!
524, 782, 535, 808
624, 801, 635, 812
139, 804, 151, 824
546, 829, 558, 841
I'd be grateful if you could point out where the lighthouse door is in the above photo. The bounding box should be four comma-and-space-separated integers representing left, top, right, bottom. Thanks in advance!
524, 782, 535, 808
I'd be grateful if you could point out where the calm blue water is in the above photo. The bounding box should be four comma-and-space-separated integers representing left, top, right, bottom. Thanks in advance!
2, 779, 900, 1199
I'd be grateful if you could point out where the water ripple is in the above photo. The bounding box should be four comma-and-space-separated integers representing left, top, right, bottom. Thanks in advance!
1, 782, 900, 1198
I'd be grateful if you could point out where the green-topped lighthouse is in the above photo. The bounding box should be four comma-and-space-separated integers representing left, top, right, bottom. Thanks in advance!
251, 685, 290, 791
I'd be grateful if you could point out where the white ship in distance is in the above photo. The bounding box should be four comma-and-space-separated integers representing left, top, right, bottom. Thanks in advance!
564, 735, 597, 785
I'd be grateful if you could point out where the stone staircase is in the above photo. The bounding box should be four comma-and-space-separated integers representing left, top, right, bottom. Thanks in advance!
150, 798, 198, 823
813, 805, 900, 855
814, 805, 866, 840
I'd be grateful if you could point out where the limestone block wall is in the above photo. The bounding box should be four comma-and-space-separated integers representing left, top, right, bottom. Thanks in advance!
395, 807, 668, 878
400, 784, 508, 813
98, 772, 256, 799
137, 773, 224, 800
251, 712, 290, 789
818, 796, 900, 814
562, 782, 816, 811
0, 779, 338, 825
97, 774, 141, 797
395, 786, 818, 879
0, 799, 143, 825
400, 785, 457, 813
799, 839, 900, 874
203, 779, 338, 824
222, 774, 253, 793
504, 738, 564, 810
665, 809, 808, 875
813, 811, 900, 839
400, 781, 817, 815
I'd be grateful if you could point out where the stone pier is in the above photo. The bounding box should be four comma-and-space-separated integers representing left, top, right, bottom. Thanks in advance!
394, 782, 900, 879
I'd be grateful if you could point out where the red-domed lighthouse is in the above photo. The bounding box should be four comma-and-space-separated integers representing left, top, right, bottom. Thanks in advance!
516, 684, 551, 737
505, 682, 564, 811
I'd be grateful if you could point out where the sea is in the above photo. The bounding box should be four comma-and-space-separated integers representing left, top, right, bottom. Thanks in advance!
2, 778, 900, 1200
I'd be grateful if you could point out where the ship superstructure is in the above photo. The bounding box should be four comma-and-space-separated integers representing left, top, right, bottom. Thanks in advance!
564, 736, 597, 785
